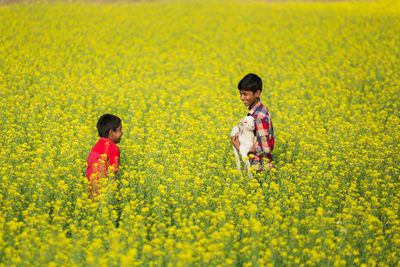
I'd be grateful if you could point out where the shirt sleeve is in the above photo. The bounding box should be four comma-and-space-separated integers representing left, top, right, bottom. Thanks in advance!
108, 146, 120, 172
253, 116, 273, 157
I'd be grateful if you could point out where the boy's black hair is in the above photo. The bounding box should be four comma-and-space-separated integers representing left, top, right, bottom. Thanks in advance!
97, 114, 121, 138
238, 73, 262, 92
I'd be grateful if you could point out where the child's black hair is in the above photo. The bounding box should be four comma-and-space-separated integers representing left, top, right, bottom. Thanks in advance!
97, 114, 121, 138
238, 73, 262, 92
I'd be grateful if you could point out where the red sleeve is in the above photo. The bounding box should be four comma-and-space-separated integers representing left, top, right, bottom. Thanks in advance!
108, 146, 120, 172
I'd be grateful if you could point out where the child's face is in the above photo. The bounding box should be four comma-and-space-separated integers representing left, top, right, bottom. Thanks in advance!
239, 90, 261, 108
108, 124, 123, 144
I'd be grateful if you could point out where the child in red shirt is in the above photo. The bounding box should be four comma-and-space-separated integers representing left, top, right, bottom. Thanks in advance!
86, 114, 123, 198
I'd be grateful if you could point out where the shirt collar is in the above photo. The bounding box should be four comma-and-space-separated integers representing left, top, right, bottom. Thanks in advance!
100, 137, 116, 145
248, 100, 262, 116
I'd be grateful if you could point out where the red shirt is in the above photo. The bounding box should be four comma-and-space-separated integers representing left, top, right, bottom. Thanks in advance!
86, 137, 120, 181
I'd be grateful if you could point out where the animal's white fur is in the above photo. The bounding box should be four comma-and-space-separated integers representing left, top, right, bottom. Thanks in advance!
231, 116, 257, 175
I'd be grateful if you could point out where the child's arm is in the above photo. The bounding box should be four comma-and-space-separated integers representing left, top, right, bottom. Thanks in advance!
252, 117, 272, 156
231, 134, 240, 151
108, 148, 120, 179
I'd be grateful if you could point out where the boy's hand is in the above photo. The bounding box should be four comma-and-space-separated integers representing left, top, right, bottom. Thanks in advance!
231, 134, 240, 151
248, 146, 256, 155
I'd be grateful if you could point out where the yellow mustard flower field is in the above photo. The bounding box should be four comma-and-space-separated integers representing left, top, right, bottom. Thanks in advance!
1, 0, 399, 266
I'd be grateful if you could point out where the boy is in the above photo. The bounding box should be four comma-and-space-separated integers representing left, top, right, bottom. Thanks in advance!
86, 114, 123, 198
231, 73, 274, 171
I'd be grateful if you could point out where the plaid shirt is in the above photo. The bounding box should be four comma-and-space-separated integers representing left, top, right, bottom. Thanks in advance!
248, 100, 274, 170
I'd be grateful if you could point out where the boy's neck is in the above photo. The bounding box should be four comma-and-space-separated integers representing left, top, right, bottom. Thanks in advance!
249, 98, 260, 110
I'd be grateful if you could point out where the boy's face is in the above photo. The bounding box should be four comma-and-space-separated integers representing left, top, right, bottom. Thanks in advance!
108, 125, 123, 144
239, 90, 261, 108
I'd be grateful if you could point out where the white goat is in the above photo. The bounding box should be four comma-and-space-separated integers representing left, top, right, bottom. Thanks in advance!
231, 115, 257, 174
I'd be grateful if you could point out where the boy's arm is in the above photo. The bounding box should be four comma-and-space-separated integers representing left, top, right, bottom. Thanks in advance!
108, 148, 120, 177
231, 135, 240, 151
251, 117, 273, 156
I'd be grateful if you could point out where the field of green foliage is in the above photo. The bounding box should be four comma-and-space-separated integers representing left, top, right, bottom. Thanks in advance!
1, 1, 399, 266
